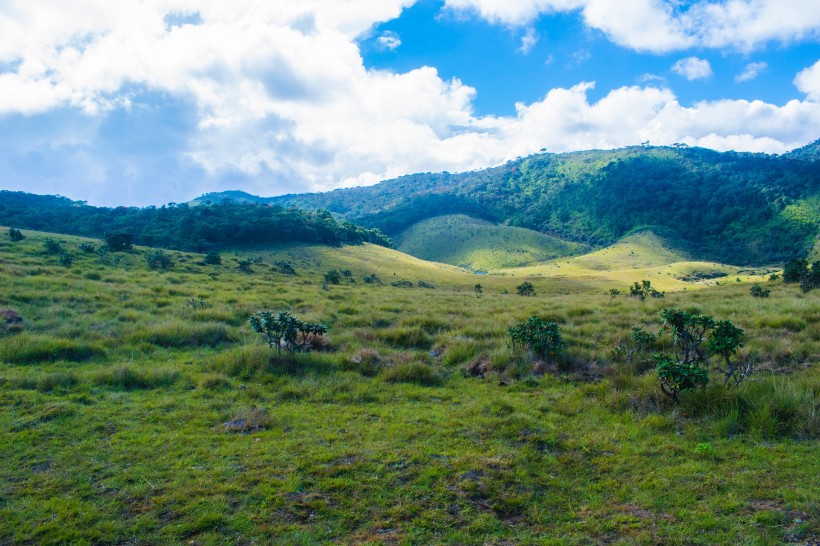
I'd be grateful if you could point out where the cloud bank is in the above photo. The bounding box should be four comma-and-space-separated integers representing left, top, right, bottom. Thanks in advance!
0, 0, 818, 205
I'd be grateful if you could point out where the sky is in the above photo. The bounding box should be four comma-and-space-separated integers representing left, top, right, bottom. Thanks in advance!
0, 0, 819, 207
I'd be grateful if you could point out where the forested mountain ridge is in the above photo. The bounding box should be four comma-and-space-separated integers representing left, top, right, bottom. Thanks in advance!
199, 144, 820, 265
0, 192, 392, 251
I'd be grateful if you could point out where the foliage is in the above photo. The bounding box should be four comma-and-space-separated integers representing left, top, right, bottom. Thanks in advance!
79, 243, 95, 253
390, 279, 414, 288
655, 356, 709, 399
145, 250, 173, 269
516, 281, 535, 296
612, 327, 658, 372
417, 280, 435, 289
363, 273, 381, 284
8, 227, 24, 241
0, 191, 392, 251
474, 283, 483, 297
783, 258, 808, 283
508, 316, 565, 362
43, 238, 62, 255
203, 251, 221, 265
324, 269, 341, 285
59, 252, 73, 268
749, 284, 770, 297
629, 279, 663, 301
660, 308, 714, 366
608, 288, 621, 299
104, 232, 134, 251
274, 261, 296, 275
800, 261, 820, 292
248, 310, 328, 356
707, 320, 748, 386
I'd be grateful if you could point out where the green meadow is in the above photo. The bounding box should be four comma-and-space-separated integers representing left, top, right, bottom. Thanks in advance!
0, 228, 817, 545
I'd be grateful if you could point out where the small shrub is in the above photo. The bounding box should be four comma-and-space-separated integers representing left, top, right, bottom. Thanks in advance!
383, 362, 441, 386
274, 261, 296, 275
248, 310, 328, 355
43, 239, 63, 255
324, 269, 341, 285
655, 356, 709, 399
203, 251, 221, 265
59, 252, 73, 267
783, 258, 807, 283
104, 232, 134, 251
8, 228, 24, 241
508, 316, 564, 363
474, 283, 483, 297
800, 261, 820, 292
237, 258, 253, 273
79, 243, 95, 253
0, 309, 24, 337
516, 282, 535, 296
629, 279, 663, 301
749, 284, 770, 297
390, 279, 414, 288
417, 280, 435, 289
340, 269, 352, 278
608, 288, 621, 299
145, 250, 173, 269
363, 273, 381, 284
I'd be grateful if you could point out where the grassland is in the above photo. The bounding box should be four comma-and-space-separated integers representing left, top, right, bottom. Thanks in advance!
394, 214, 584, 270
0, 228, 817, 545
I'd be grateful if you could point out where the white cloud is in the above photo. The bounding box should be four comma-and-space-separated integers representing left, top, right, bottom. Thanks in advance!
518, 28, 539, 54
735, 61, 768, 82
444, 0, 820, 53
376, 31, 402, 51
795, 59, 820, 100
672, 57, 713, 80
0, 0, 818, 206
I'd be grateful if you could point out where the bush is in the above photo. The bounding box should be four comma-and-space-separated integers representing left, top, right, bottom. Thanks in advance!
324, 269, 341, 285
8, 227, 24, 241
79, 243, 95, 253
104, 232, 133, 251
783, 258, 807, 283
629, 279, 663, 301
749, 284, 770, 297
417, 280, 435, 289
59, 252, 73, 267
363, 273, 381, 284
203, 251, 221, 265
800, 261, 820, 292
390, 279, 414, 288
274, 261, 296, 275
237, 258, 253, 273
145, 250, 173, 269
43, 239, 63, 255
248, 310, 328, 355
508, 316, 564, 363
516, 282, 535, 296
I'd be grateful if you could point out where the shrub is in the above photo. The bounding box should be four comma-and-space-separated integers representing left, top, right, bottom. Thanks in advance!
324, 269, 341, 285
0, 309, 24, 337
237, 258, 253, 273
474, 283, 483, 297
417, 280, 435, 289
608, 288, 621, 299
203, 251, 221, 265
145, 250, 173, 269
274, 261, 296, 275
508, 316, 564, 363
800, 261, 820, 292
104, 232, 133, 251
749, 284, 770, 297
629, 279, 663, 301
59, 252, 73, 267
79, 243, 95, 253
612, 327, 658, 373
516, 282, 535, 296
363, 273, 381, 284
655, 356, 709, 399
8, 227, 24, 241
783, 258, 807, 283
43, 239, 63, 255
390, 279, 414, 288
248, 310, 328, 355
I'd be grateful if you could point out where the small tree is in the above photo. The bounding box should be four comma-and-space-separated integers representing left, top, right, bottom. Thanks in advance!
237, 259, 253, 273
800, 262, 820, 292
608, 288, 621, 299
363, 273, 381, 284
629, 280, 663, 301
203, 251, 221, 265
248, 310, 328, 355
474, 283, 483, 297
508, 316, 564, 363
516, 281, 535, 296
707, 320, 747, 386
324, 269, 341, 285
274, 261, 296, 275
104, 232, 134, 251
749, 284, 770, 298
59, 252, 74, 267
43, 239, 63, 255
8, 228, 24, 241
783, 258, 808, 283
145, 250, 173, 269
79, 243, 95, 253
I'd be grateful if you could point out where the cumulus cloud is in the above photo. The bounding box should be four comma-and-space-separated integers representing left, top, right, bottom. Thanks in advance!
735, 62, 768, 82
795, 59, 820, 100
444, 0, 820, 53
376, 31, 402, 51
0, 0, 818, 206
672, 57, 713, 80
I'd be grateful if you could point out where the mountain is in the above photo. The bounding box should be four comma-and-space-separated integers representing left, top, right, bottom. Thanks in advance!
198, 144, 820, 266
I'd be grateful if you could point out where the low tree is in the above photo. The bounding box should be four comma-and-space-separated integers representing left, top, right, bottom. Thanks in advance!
707, 320, 748, 386
508, 316, 564, 364
43, 239, 62, 255
783, 258, 808, 283
104, 232, 134, 251
59, 252, 74, 267
749, 284, 770, 297
79, 243, 95, 253
516, 281, 535, 296
8, 228, 24, 241
800, 262, 820, 292
629, 279, 663, 301
324, 269, 341, 285
203, 251, 221, 265
608, 288, 621, 299
474, 283, 483, 297
248, 310, 328, 355
145, 250, 173, 269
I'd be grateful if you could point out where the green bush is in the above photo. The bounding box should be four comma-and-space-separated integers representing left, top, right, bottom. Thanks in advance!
145, 250, 173, 269
324, 269, 341, 285
248, 310, 328, 355
749, 284, 770, 297
43, 239, 63, 255
516, 282, 535, 296
383, 362, 440, 386
508, 316, 564, 363
8, 227, 24, 241
203, 251, 221, 265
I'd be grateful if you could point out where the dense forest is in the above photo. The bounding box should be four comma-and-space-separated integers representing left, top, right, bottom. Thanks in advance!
205, 143, 820, 265
0, 192, 392, 251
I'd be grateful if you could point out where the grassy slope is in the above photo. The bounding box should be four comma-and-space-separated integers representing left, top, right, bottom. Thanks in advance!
0, 228, 818, 545
394, 214, 584, 270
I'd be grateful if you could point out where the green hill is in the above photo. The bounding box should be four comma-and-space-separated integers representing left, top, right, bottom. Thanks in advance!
203, 144, 820, 266
394, 214, 585, 270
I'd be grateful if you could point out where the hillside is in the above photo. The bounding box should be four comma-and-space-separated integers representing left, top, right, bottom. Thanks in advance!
201, 144, 820, 266
0, 227, 817, 544
394, 214, 585, 270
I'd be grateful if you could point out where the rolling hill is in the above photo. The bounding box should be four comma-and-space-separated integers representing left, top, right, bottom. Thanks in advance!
199, 143, 820, 266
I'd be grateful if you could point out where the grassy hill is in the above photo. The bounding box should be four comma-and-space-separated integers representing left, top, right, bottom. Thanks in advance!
0, 227, 818, 544
394, 214, 585, 270
204, 144, 820, 266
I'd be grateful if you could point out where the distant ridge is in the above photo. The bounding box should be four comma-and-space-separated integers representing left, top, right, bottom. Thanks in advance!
191, 143, 820, 266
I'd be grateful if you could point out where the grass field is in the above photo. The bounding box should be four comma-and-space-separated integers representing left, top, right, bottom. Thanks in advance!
394, 214, 585, 271
0, 228, 817, 545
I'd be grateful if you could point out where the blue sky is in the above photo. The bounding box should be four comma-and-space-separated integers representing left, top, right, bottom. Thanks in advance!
0, 0, 819, 206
